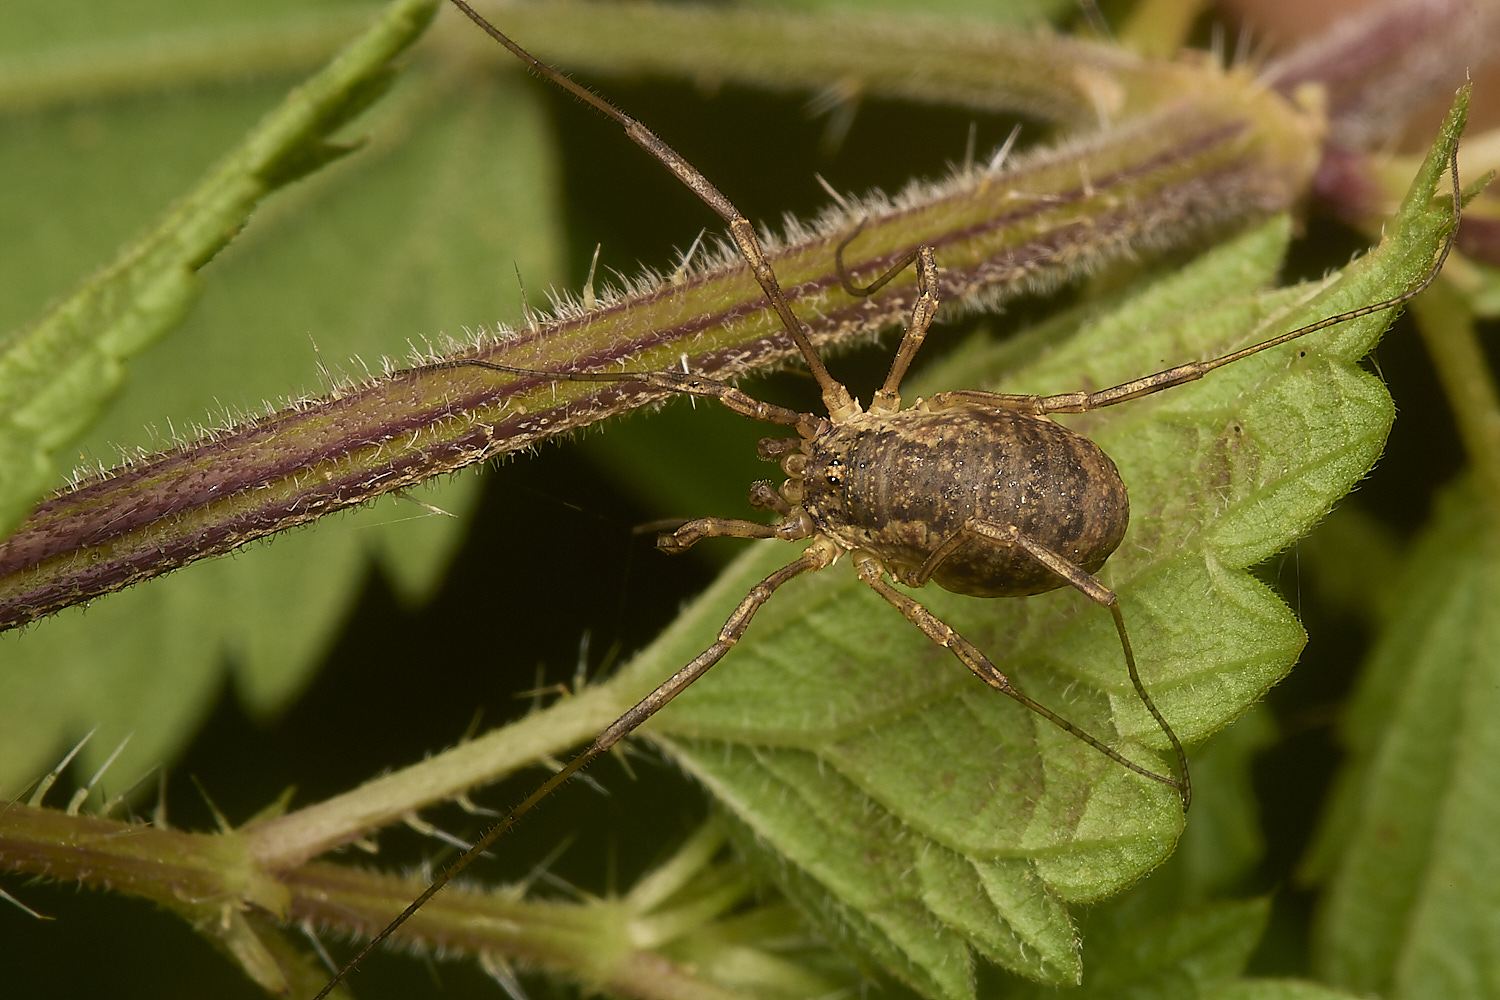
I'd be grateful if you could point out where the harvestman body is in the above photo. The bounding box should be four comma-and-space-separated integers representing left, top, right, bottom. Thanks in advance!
313, 3, 1462, 996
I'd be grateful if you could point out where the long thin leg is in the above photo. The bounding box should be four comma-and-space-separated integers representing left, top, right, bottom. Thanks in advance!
312, 537, 839, 1000
853, 549, 1188, 807
912, 516, 1188, 807
832, 227, 941, 415
929, 143, 1461, 419
447, 0, 857, 420
834, 219, 924, 298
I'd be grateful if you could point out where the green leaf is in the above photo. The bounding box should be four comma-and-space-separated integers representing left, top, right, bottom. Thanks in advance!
0, 0, 439, 535
1301, 481, 1500, 999
1024, 708, 1274, 993
0, 0, 561, 796
581, 108, 1463, 996
756, 0, 1073, 20
1295, 503, 1406, 626
1206, 982, 1364, 1000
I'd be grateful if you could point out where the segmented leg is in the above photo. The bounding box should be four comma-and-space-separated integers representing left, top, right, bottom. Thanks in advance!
448, 0, 858, 420
884, 517, 1189, 807
748, 480, 793, 516
831, 226, 940, 415
854, 551, 1186, 803
597, 536, 839, 748
870, 247, 941, 415
834, 218, 922, 298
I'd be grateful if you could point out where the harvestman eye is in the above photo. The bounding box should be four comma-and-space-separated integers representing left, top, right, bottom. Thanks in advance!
311, 3, 1462, 996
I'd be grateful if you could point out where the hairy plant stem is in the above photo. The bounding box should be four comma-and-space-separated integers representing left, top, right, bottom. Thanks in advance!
245, 666, 633, 867
0, 800, 781, 1000
0, 69, 1319, 630
1412, 280, 1500, 522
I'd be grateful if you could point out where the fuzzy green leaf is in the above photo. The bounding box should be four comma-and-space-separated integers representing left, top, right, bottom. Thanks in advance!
1127, 706, 1276, 914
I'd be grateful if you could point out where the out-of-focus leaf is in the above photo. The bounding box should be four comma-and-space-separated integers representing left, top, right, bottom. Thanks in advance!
1295, 503, 1406, 625
1206, 979, 1364, 1000
756, 0, 1074, 21
1017, 898, 1270, 999
1302, 480, 1500, 999
1115, 706, 1276, 920
0, 0, 561, 796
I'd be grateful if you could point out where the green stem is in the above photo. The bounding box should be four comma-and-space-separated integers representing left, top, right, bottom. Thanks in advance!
0, 799, 777, 1000
437, 2, 1183, 127
280, 862, 754, 1000
1412, 279, 1500, 520
0, 9, 373, 113
243, 669, 632, 867
0, 0, 444, 543
241, 542, 777, 868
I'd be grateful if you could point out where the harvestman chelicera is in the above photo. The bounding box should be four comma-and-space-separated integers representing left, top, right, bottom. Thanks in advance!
312, 4, 1462, 996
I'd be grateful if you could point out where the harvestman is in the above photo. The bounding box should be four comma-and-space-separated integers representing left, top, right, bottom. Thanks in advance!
313, 3, 1462, 995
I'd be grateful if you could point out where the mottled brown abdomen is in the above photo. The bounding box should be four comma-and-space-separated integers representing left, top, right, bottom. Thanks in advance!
799, 404, 1129, 597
